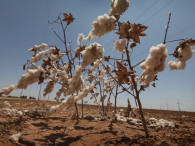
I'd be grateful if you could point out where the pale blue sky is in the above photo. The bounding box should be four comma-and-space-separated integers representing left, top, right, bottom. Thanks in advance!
0, 0, 195, 111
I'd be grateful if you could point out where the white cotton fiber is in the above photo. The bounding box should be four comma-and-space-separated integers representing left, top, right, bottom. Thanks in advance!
68, 66, 84, 94
81, 43, 104, 67
86, 14, 116, 41
28, 43, 48, 52
73, 84, 95, 101
31, 46, 57, 63
77, 33, 85, 46
140, 44, 168, 88
168, 61, 186, 70
2, 85, 16, 95
10, 133, 22, 142
114, 39, 127, 54
43, 81, 55, 97
168, 45, 194, 70
91, 58, 105, 72
17, 66, 44, 89
109, 0, 130, 16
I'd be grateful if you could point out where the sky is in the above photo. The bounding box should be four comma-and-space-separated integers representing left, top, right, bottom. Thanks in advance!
0, 0, 195, 111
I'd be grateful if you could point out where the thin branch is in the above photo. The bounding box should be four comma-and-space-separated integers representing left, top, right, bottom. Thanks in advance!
101, 62, 136, 98
166, 39, 185, 43
50, 27, 65, 43
163, 12, 171, 44
133, 59, 145, 69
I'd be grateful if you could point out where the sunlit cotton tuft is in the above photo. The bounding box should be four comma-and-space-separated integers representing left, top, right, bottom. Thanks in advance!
109, 0, 130, 16
140, 44, 168, 88
81, 43, 104, 67
168, 45, 194, 70
86, 14, 116, 41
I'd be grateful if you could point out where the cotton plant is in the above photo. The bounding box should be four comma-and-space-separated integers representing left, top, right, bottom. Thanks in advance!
82, 0, 194, 137
1, 0, 194, 139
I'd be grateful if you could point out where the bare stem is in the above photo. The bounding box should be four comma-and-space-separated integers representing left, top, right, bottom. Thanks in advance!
125, 39, 149, 137
163, 12, 171, 44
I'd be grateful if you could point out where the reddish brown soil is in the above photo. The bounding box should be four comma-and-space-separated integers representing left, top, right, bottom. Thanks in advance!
0, 97, 194, 146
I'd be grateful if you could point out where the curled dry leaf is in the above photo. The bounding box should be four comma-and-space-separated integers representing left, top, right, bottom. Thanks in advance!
23, 64, 26, 71
114, 61, 135, 85
42, 57, 52, 69
63, 13, 75, 25
130, 42, 136, 49
104, 56, 110, 62
116, 22, 147, 43
38, 72, 44, 84
152, 83, 156, 88
129, 24, 147, 43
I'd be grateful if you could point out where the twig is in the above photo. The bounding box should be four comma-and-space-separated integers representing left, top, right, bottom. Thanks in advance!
166, 39, 185, 43
132, 59, 145, 69
50, 28, 65, 43
163, 12, 171, 44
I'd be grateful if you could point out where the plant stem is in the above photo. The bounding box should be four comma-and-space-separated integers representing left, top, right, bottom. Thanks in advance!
163, 12, 171, 44
125, 39, 149, 137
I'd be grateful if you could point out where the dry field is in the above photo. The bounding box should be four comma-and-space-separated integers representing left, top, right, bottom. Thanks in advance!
0, 97, 194, 146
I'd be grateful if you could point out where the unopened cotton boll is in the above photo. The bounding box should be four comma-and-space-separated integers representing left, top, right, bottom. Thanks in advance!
168, 45, 194, 70
86, 14, 116, 41
2, 85, 16, 95
17, 67, 44, 89
81, 43, 104, 67
43, 81, 55, 97
109, 0, 130, 16
140, 44, 168, 88
114, 39, 127, 54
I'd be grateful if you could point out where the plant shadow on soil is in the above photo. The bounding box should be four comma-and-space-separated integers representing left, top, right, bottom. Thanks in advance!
34, 133, 82, 146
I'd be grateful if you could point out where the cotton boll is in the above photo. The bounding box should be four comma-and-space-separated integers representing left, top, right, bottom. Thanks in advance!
140, 44, 168, 88
17, 67, 44, 89
73, 84, 95, 102
178, 45, 194, 61
56, 86, 68, 98
68, 76, 84, 94
10, 133, 22, 142
77, 33, 85, 46
59, 70, 69, 82
31, 47, 57, 63
100, 69, 107, 76
109, 0, 130, 16
86, 14, 116, 41
114, 39, 127, 54
4, 101, 11, 107
2, 85, 16, 95
168, 45, 194, 70
91, 58, 105, 72
43, 81, 55, 97
28, 43, 48, 52
68, 66, 84, 93
49, 104, 61, 113
86, 75, 96, 83
81, 43, 104, 67
168, 61, 186, 70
